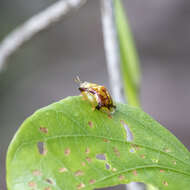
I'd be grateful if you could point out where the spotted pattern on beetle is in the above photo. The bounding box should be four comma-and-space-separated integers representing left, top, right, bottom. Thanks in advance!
75, 76, 116, 114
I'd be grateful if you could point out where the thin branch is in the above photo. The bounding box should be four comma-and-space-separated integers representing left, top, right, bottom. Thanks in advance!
0, 0, 86, 71
100, 0, 124, 103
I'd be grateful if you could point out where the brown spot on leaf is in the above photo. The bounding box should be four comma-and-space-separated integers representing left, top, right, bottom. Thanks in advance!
113, 147, 120, 157
64, 148, 71, 156
88, 121, 93, 128
59, 168, 67, 173
28, 181, 36, 187
44, 187, 51, 190
163, 181, 168, 186
140, 154, 145, 159
89, 179, 96, 184
132, 144, 140, 151
46, 178, 53, 184
86, 157, 92, 163
132, 170, 137, 176
39, 127, 48, 134
120, 120, 125, 125
103, 138, 110, 143
119, 175, 125, 180
32, 170, 42, 176
135, 146, 140, 151
77, 183, 85, 189
75, 170, 84, 176
108, 114, 112, 119
160, 169, 165, 173
85, 148, 90, 154
81, 162, 86, 166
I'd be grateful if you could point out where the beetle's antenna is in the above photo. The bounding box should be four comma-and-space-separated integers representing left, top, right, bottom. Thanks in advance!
74, 75, 82, 84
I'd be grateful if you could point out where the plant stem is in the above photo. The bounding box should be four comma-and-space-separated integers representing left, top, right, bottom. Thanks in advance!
100, 0, 124, 103
114, 0, 141, 107
0, 0, 86, 72
101, 0, 144, 190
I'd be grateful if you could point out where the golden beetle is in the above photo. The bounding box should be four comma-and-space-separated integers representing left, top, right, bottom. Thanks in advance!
75, 76, 116, 114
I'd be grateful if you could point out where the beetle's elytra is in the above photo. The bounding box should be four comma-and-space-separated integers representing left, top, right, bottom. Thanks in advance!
75, 76, 116, 114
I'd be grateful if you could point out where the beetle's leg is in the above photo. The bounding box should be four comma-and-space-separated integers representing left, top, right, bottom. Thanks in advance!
80, 91, 88, 101
112, 104, 116, 109
96, 103, 101, 110
107, 104, 116, 114
90, 96, 97, 111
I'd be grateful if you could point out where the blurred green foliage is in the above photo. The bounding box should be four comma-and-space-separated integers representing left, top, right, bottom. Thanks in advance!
114, 0, 140, 107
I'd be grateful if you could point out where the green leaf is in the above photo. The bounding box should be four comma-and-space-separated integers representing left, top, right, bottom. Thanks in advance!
114, 0, 141, 107
7, 96, 190, 190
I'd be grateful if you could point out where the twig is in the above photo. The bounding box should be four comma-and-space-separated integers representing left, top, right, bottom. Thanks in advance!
100, 0, 124, 103
101, 0, 144, 190
0, 0, 86, 71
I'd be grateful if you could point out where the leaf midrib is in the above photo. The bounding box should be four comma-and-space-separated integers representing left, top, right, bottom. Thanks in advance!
85, 164, 190, 189
52, 107, 190, 168
11, 134, 190, 177
54, 106, 190, 167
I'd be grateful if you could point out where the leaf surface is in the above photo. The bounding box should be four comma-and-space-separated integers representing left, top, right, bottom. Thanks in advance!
7, 96, 190, 190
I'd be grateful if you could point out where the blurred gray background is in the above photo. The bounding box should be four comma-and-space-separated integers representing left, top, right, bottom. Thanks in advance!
1, 0, 190, 189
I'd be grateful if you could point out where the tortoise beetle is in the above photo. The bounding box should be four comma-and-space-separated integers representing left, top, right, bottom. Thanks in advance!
75, 76, 116, 114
